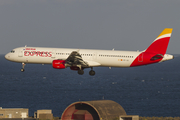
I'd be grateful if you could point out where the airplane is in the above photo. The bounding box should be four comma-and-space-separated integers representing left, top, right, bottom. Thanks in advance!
5, 28, 174, 76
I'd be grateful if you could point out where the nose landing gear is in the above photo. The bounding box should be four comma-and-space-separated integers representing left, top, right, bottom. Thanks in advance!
21, 63, 25, 72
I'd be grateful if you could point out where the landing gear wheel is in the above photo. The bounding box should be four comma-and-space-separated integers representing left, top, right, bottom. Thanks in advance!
78, 70, 84, 75
21, 68, 25, 72
21, 63, 26, 72
89, 70, 95, 76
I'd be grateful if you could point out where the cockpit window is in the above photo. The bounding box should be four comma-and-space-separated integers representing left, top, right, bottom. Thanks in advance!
10, 50, 15, 53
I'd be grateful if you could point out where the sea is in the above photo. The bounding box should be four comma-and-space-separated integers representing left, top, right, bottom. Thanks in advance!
0, 54, 180, 117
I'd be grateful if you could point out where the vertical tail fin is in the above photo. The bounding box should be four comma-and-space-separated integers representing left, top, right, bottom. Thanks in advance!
130, 28, 173, 67
144, 28, 173, 55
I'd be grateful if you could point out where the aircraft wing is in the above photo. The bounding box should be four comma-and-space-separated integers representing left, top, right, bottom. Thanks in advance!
65, 51, 89, 67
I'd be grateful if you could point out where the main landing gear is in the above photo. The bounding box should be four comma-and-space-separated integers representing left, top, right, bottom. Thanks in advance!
21, 63, 25, 72
77, 67, 95, 76
78, 70, 84, 75
89, 69, 95, 76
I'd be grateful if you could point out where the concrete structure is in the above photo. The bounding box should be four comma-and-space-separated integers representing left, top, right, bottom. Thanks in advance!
61, 100, 127, 120
120, 115, 139, 120
34, 109, 53, 119
0, 107, 28, 118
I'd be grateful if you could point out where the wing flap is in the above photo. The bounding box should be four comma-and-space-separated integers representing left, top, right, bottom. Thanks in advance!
84, 60, 101, 67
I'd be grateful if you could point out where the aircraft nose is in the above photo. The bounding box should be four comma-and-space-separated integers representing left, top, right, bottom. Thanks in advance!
5, 53, 10, 60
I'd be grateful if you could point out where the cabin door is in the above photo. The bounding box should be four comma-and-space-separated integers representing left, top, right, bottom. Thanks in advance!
18, 50, 23, 57
93, 52, 97, 60
51, 50, 56, 58
138, 53, 143, 62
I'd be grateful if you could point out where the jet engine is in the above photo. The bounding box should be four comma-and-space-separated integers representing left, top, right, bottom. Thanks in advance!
52, 60, 66, 69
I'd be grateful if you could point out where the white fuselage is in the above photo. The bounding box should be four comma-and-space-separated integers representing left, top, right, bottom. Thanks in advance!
4, 28, 174, 75
5, 47, 173, 68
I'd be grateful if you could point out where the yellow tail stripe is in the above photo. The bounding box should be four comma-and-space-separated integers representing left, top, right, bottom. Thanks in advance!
157, 28, 173, 38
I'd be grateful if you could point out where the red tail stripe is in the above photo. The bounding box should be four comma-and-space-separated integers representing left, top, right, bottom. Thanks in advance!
145, 37, 170, 55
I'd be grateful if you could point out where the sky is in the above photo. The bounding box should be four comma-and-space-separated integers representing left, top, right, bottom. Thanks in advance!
0, 0, 180, 54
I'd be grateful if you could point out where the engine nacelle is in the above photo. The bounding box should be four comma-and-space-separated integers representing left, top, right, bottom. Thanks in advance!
52, 60, 66, 69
